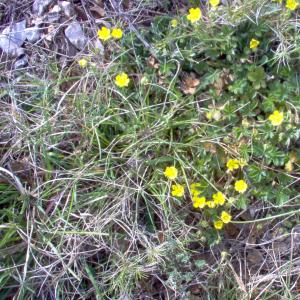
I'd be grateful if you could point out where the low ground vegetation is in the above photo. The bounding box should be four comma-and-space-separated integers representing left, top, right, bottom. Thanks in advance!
0, 0, 300, 299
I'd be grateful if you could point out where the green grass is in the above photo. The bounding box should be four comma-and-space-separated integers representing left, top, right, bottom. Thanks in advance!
0, 0, 300, 299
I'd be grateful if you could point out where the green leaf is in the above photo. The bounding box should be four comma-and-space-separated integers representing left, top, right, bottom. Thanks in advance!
248, 165, 267, 183
261, 97, 275, 113
236, 195, 248, 210
195, 259, 206, 269
228, 79, 248, 95
275, 190, 289, 206
247, 66, 265, 83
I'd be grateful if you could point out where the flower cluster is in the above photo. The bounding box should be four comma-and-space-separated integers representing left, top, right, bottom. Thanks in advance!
95, 26, 130, 88
99, 5, 292, 239
192, 189, 225, 209
164, 166, 235, 231
226, 158, 246, 172
191, 187, 232, 230
97, 26, 123, 41
213, 211, 232, 230
185, 0, 299, 27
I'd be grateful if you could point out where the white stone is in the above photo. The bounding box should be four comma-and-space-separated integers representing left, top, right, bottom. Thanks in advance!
2, 20, 26, 47
65, 22, 87, 50
33, 0, 55, 16
59, 1, 74, 18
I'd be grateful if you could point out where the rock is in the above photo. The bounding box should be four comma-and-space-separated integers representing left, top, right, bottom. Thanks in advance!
94, 39, 104, 55
33, 0, 55, 16
59, 1, 74, 18
32, 17, 44, 27
14, 55, 29, 69
0, 36, 24, 57
2, 20, 27, 47
65, 22, 87, 50
25, 27, 41, 43
46, 5, 61, 22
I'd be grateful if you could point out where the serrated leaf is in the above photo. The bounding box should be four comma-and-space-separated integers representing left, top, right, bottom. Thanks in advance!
195, 259, 206, 268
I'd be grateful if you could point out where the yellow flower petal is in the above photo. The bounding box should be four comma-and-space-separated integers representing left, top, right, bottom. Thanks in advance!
268, 110, 284, 126
98, 26, 111, 41
206, 111, 213, 120
206, 200, 216, 208
164, 166, 178, 180
190, 183, 202, 196
78, 58, 88, 68
170, 19, 178, 27
249, 38, 260, 49
234, 180, 248, 194
111, 28, 123, 39
214, 220, 224, 230
115, 72, 130, 88
209, 0, 220, 7
220, 211, 232, 224
187, 7, 202, 23
226, 159, 240, 172
286, 0, 298, 10
285, 160, 294, 172
171, 184, 185, 197
192, 196, 206, 208
212, 192, 225, 206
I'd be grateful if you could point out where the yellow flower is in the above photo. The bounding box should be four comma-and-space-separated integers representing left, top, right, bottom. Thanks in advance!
190, 189, 199, 196
115, 72, 130, 88
209, 0, 220, 7
187, 8, 202, 23
206, 200, 216, 208
206, 111, 213, 120
212, 191, 226, 206
268, 110, 284, 126
286, 0, 298, 10
190, 183, 202, 196
249, 38, 260, 49
192, 196, 206, 208
226, 159, 240, 172
97, 26, 111, 41
78, 58, 88, 68
170, 19, 178, 27
220, 211, 232, 224
111, 28, 123, 39
214, 220, 224, 230
190, 183, 201, 190
164, 166, 178, 180
234, 180, 248, 194
171, 184, 185, 197
285, 160, 294, 172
